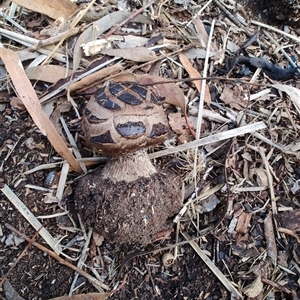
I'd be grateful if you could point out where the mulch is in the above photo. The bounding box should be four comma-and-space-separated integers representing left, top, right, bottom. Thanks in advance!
0, 0, 300, 299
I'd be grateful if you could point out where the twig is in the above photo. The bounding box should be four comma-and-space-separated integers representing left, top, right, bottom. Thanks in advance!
181, 231, 243, 298
262, 30, 296, 67
144, 262, 157, 295
0, 10, 28, 33
186, 0, 214, 27
174, 165, 214, 223
214, 0, 251, 36
60, 117, 87, 174
69, 227, 93, 295
192, 18, 215, 182
0, 227, 41, 286
4, 223, 110, 292
55, 158, 70, 202
0, 28, 67, 63
196, 19, 215, 139
104, 0, 156, 39
251, 20, 300, 44
0, 135, 22, 173
246, 145, 277, 214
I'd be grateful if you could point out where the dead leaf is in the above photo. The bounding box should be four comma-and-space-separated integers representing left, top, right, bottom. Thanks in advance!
249, 167, 268, 187
25, 17, 43, 28
26, 65, 72, 83
43, 193, 59, 204
220, 86, 247, 110
168, 112, 193, 143
182, 48, 213, 59
189, 104, 230, 123
168, 112, 187, 134
291, 180, 300, 194
82, 39, 113, 56
70, 64, 124, 93
93, 232, 104, 247
11, 0, 78, 20
179, 53, 211, 105
73, 11, 154, 70
24, 137, 45, 150
278, 227, 300, 244
278, 209, 300, 232
49, 293, 111, 300
0, 48, 83, 173
272, 83, 300, 111
202, 194, 220, 212
193, 18, 218, 52
10, 96, 26, 110
41, 17, 72, 36
102, 47, 157, 62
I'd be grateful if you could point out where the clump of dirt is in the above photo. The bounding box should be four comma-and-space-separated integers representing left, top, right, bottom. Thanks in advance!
75, 168, 182, 245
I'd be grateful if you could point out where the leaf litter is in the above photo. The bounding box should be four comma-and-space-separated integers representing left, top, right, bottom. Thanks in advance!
0, 0, 300, 299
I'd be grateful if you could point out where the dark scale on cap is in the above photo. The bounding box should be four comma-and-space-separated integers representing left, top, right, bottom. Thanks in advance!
94, 86, 105, 98
87, 115, 108, 124
109, 82, 125, 95
84, 107, 92, 116
116, 121, 146, 138
118, 92, 142, 105
95, 87, 121, 109
130, 84, 148, 99
91, 131, 115, 144
150, 93, 161, 103
150, 123, 169, 138
99, 98, 121, 109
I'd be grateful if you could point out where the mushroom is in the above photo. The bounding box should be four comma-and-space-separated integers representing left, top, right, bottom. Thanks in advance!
75, 81, 182, 245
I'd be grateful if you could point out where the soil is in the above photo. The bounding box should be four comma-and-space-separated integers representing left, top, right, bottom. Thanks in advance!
241, 0, 300, 26
0, 112, 75, 299
1, 1, 300, 300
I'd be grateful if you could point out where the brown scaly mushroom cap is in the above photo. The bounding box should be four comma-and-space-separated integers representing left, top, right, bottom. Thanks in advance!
81, 81, 170, 157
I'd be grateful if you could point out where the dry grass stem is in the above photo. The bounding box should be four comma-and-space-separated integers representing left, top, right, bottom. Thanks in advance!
149, 121, 266, 159
181, 231, 243, 298
1, 185, 62, 254
251, 20, 300, 44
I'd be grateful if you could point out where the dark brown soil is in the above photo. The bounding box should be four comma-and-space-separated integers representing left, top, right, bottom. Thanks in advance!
0, 112, 74, 299
239, 0, 300, 26
1, 1, 300, 299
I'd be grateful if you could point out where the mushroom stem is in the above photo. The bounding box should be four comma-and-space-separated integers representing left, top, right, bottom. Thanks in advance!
102, 150, 156, 182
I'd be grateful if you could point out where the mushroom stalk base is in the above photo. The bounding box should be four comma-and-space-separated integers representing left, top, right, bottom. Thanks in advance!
102, 150, 156, 182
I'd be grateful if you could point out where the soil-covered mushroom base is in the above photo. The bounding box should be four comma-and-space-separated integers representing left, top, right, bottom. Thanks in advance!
75, 169, 182, 245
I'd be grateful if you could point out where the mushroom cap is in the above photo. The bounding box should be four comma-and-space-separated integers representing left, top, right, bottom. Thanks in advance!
82, 81, 170, 156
